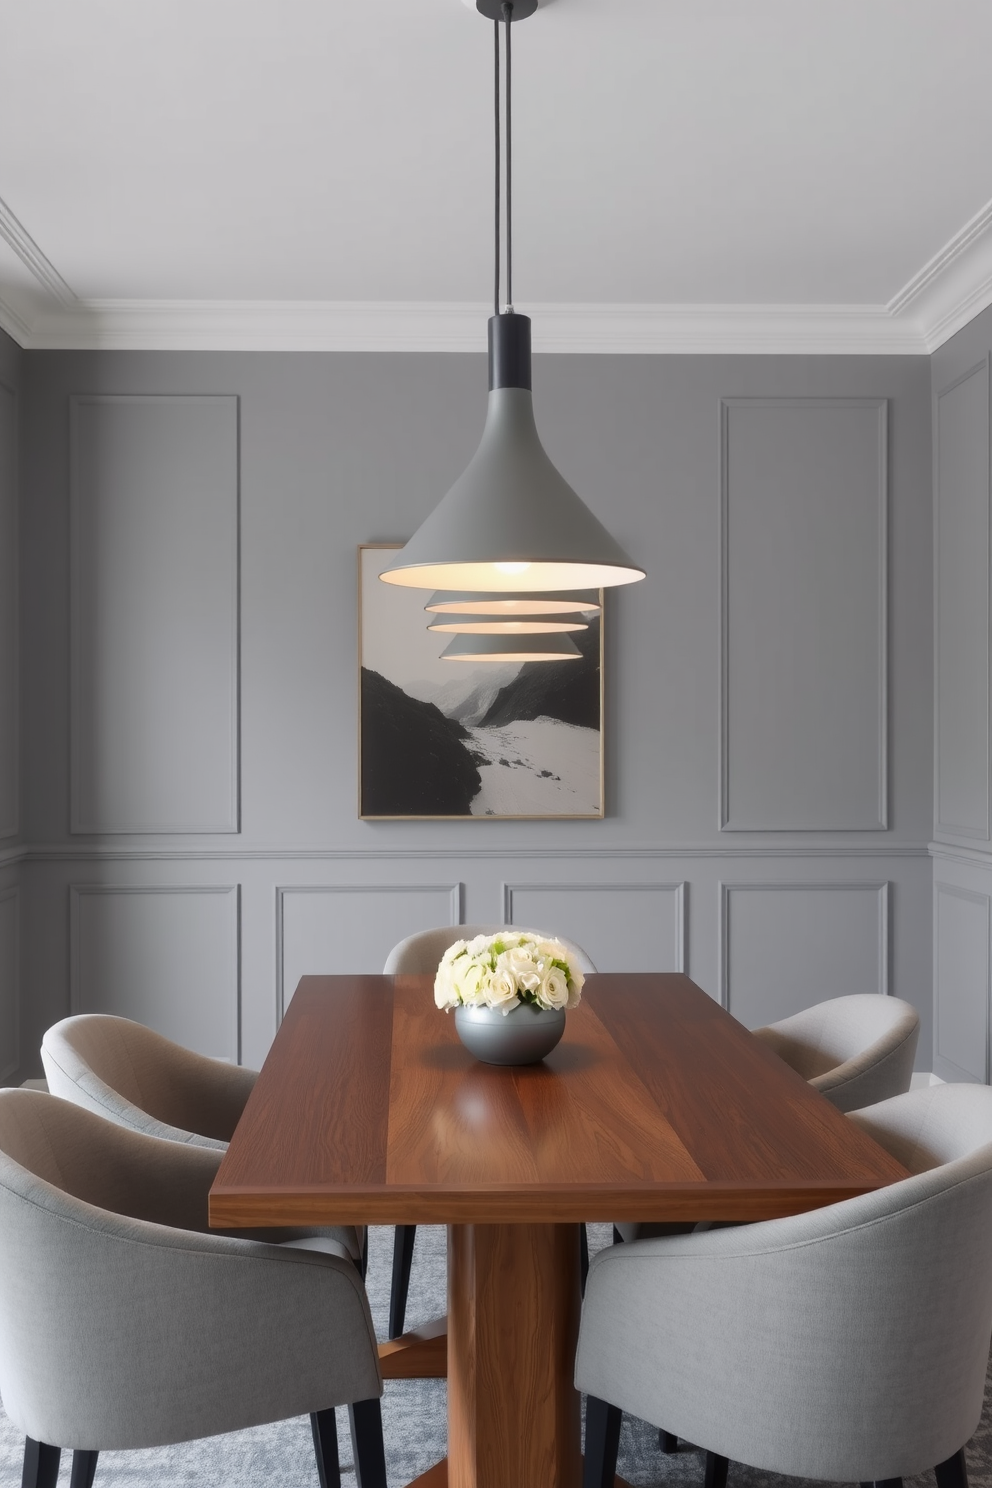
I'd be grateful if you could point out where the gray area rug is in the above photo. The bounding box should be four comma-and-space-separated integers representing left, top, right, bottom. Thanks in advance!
0, 1222, 989, 1487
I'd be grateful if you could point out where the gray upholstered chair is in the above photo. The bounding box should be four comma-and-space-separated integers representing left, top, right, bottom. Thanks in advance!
0, 1089, 386, 1488
578, 1083, 992, 1488
40, 1014, 364, 1267
752, 992, 920, 1112
384, 922, 597, 1337
615, 993, 921, 1253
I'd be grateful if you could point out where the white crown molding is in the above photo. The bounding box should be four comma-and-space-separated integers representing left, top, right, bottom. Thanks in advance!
3, 186, 992, 353
0, 296, 929, 355
0, 196, 74, 308
887, 195, 992, 352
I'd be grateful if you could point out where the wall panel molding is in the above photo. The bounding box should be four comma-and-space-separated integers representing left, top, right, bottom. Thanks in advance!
0, 886, 19, 1081
0, 378, 18, 839
276, 882, 463, 1019
719, 397, 888, 833
719, 880, 890, 1024
18, 841, 932, 864
502, 880, 687, 974
69, 394, 240, 835
934, 359, 991, 841
69, 884, 240, 1060
933, 882, 990, 1084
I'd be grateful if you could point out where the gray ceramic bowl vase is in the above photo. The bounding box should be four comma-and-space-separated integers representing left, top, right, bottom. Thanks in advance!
454, 1000, 566, 1066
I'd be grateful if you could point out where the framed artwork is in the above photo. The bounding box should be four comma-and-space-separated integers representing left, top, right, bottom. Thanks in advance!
359, 544, 604, 820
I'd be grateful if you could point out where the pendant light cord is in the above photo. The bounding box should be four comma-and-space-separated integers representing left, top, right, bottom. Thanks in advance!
494, 2, 514, 316
493, 19, 500, 316
503, 1, 513, 311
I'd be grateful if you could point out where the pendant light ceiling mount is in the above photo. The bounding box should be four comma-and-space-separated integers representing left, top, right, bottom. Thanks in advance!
463, 0, 540, 19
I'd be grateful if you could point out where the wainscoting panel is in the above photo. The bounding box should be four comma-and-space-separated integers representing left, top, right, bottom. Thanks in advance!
935, 361, 991, 841
0, 379, 16, 839
502, 882, 686, 973
69, 394, 240, 834
277, 883, 463, 1016
0, 886, 18, 1081
720, 397, 887, 831
720, 882, 889, 1028
69, 885, 240, 1060
934, 881, 990, 1084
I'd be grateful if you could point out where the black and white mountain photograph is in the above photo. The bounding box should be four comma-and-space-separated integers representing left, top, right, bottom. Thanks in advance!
359, 546, 603, 819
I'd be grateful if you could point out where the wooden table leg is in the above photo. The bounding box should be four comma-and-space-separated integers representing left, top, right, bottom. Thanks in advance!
447, 1222, 582, 1488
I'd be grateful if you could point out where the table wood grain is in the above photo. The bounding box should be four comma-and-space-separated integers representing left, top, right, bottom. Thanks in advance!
210, 972, 909, 1230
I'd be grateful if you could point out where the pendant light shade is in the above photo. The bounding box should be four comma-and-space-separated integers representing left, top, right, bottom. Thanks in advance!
380, 319, 644, 593
428, 618, 587, 635
439, 630, 582, 662
425, 588, 601, 616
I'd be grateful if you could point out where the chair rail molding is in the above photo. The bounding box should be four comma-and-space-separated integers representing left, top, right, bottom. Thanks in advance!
0, 376, 18, 841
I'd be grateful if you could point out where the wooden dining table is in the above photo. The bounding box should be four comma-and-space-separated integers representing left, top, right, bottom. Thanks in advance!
209, 971, 909, 1488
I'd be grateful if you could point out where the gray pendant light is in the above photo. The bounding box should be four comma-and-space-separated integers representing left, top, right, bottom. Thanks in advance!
380, 2, 645, 596
440, 632, 582, 663
425, 588, 601, 616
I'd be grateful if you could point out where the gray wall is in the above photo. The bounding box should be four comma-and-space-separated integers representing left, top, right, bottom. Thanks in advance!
0, 327, 21, 1083
12, 347, 934, 1074
931, 304, 992, 1081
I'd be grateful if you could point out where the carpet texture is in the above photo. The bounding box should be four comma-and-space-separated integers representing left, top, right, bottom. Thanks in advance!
0, 1222, 989, 1486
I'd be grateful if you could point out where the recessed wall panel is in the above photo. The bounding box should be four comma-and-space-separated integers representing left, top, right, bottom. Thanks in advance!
70, 885, 239, 1060
721, 882, 888, 1028
278, 883, 462, 1014
503, 883, 685, 972
0, 381, 16, 839
70, 394, 239, 833
720, 398, 887, 830
0, 887, 18, 1081
934, 883, 989, 1084
935, 362, 990, 840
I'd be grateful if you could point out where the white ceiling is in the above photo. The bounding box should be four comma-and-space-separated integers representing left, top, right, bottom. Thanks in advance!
2, 0, 992, 352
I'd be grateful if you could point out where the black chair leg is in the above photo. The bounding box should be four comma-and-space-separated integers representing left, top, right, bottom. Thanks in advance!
358, 1228, 369, 1279
69, 1451, 99, 1488
349, 1398, 387, 1488
580, 1222, 590, 1294
389, 1223, 417, 1339
936, 1451, 969, 1488
660, 1429, 678, 1452
22, 1439, 61, 1488
705, 1451, 729, 1488
311, 1409, 341, 1488
584, 1396, 622, 1488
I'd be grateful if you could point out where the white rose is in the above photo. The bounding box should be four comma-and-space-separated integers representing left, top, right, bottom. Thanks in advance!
465, 933, 493, 960
486, 968, 520, 1012
538, 966, 570, 1010
499, 946, 541, 993
434, 962, 459, 1010
439, 939, 468, 967
565, 976, 583, 1010
454, 958, 487, 1005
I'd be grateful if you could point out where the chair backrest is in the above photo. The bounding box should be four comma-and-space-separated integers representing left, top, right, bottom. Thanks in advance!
383, 923, 597, 976
41, 1014, 253, 1147
754, 993, 919, 1111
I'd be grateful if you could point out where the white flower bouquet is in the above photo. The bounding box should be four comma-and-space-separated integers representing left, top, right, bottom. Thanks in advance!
434, 931, 584, 1016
